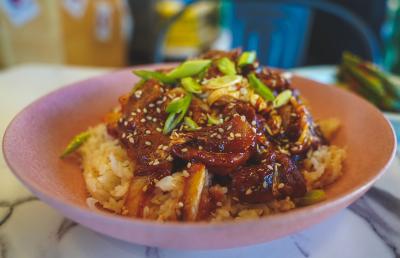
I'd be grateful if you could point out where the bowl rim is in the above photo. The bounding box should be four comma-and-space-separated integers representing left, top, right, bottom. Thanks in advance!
2, 63, 397, 228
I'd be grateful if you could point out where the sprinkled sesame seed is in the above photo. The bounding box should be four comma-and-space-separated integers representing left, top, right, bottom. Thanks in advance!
152, 118, 157, 122
178, 202, 184, 207
261, 159, 266, 163
187, 162, 192, 168
142, 185, 148, 192
229, 132, 234, 138
156, 107, 161, 113
267, 165, 274, 170
140, 118, 146, 123
145, 130, 151, 135
227, 125, 232, 130
136, 108, 141, 113
216, 202, 222, 207
129, 138, 134, 143
263, 181, 267, 188
210, 133, 217, 138
143, 108, 148, 113
240, 115, 246, 122
181, 148, 188, 152
156, 127, 162, 132
278, 183, 285, 189
251, 120, 257, 126
198, 146, 203, 150
146, 116, 152, 120
166, 155, 173, 161
131, 112, 136, 116
153, 159, 160, 165
216, 134, 222, 139
145, 141, 152, 146
245, 188, 252, 195
235, 133, 242, 138
119, 117, 123, 123
182, 170, 189, 177
162, 145, 168, 151
232, 197, 239, 201
124, 121, 128, 126
251, 127, 257, 133
122, 133, 126, 138
134, 90, 142, 98
149, 103, 155, 108
218, 128, 224, 133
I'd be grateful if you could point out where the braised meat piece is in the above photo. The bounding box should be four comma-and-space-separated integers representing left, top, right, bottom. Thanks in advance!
231, 151, 306, 203
171, 115, 256, 175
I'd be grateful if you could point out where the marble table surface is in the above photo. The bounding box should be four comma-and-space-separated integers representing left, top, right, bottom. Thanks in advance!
1, 64, 399, 258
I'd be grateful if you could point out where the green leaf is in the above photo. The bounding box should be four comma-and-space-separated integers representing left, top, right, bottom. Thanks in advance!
167, 59, 211, 79
207, 114, 222, 125
248, 73, 275, 101
181, 77, 202, 94
133, 70, 175, 84
217, 57, 236, 75
296, 189, 326, 206
166, 97, 187, 113
273, 90, 292, 108
60, 131, 90, 158
184, 116, 200, 130
238, 51, 256, 67
163, 113, 177, 134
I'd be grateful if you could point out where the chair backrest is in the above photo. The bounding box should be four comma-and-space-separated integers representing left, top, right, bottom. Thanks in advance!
230, 1, 312, 68
229, 0, 382, 67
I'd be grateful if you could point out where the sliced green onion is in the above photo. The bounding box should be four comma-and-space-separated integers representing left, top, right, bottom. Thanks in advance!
60, 131, 90, 158
273, 90, 292, 108
217, 57, 236, 75
207, 114, 222, 125
184, 116, 200, 130
205, 75, 242, 89
163, 94, 192, 134
248, 73, 275, 101
296, 189, 326, 206
181, 77, 202, 94
133, 70, 175, 84
167, 59, 211, 79
238, 51, 256, 67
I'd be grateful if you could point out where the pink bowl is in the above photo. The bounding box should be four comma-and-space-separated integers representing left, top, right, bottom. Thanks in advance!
2, 64, 396, 249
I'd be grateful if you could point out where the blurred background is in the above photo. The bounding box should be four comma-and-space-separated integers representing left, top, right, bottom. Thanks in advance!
0, 0, 399, 74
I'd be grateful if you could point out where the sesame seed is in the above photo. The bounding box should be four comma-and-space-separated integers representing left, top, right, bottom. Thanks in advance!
227, 125, 232, 130
178, 202, 184, 207
142, 185, 148, 192
153, 159, 160, 165
121, 133, 126, 138
129, 138, 134, 143
143, 108, 148, 113
187, 162, 192, 168
198, 146, 203, 150
278, 183, 285, 189
181, 148, 188, 152
156, 107, 161, 113
149, 103, 155, 108
167, 155, 173, 161
134, 90, 142, 98
261, 159, 266, 163
218, 128, 224, 133
235, 133, 242, 138
216, 202, 222, 207
118, 117, 123, 123
140, 118, 146, 123
145, 130, 151, 135
131, 112, 136, 116
263, 181, 267, 188
145, 141, 152, 146
146, 116, 152, 120
267, 165, 274, 170
124, 121, 128, 126
152, 118, 157, 122
245, 188, 252, 195
210, 133, 217, 138
156, 100, 163, 105
182, 170, 189, 177
232, 197, 239, 201
162, 145, 168, 151
216, 134, 222, 139
251, 120, 257, 126
156, 127, 162, 132
136, 108, 141, 113
157, 144, 163, 150
240, 115, 246, 122
251, 127, 257, 133
229, 132, 234, 138
128, 117, 134, 122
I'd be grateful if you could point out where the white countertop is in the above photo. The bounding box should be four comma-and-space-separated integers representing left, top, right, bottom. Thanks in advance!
1, 64, 399, 258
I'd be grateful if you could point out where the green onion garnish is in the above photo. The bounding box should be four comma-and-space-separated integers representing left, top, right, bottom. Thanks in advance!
296, 189, 326, 206
167, 59, 211, 79
238, 51, 256, 67
60, 131, 90, 158
207, 114, 222, 125
217, 57, 236, 75
133, 70, 175, 84
163, 93, 192, 134
181, 77, 202, 94
248, 73, 275, 101
273, 90, 292, 108
184, 116, 200, 130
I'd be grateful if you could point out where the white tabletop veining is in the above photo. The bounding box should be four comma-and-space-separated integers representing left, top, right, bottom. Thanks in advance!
0, 64, 399, 258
